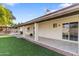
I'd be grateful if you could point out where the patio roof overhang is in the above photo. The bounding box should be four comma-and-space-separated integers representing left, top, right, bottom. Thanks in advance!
15, 3, 79, 27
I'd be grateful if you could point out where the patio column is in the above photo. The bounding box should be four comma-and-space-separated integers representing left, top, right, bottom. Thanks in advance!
34, 23, 38, 41
22, 26, 25, 37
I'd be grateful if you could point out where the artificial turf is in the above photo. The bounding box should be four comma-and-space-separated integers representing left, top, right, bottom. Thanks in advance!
0, 35, 63, 56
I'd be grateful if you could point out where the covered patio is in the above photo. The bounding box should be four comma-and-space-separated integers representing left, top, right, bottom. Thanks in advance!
11, 4, 79, 56
13, 34, 78, 56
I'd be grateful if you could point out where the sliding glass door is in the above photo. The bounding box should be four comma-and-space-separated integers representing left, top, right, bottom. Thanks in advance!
63, 22, 78, 41
70, 22, 78, 41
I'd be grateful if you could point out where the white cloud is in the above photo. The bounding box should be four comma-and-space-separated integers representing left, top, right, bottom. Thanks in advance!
0, 3, 16, 8
5, 3, 15, 6
59, 3, 73, 8
44, 3, 73, 14
2, 3, 16, 7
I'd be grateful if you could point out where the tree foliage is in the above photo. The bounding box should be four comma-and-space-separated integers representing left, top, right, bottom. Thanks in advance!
0, 5, 15, 26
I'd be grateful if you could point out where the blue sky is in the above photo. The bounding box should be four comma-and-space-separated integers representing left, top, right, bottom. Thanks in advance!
3, 3, 72, 24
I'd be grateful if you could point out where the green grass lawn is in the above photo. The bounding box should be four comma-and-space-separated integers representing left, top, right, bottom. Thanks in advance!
0, 35, 63, 56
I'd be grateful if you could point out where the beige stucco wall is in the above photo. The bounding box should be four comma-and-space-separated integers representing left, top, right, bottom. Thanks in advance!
16, 14, 79, 42
38, 14, 79, 40
10, 28, 18, 34
22, 24, 34, 36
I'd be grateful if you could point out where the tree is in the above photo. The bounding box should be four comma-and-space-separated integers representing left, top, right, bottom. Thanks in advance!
0, 4, 15, 26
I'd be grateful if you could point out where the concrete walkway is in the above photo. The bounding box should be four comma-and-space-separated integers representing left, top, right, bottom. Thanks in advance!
38, 37, 78, 55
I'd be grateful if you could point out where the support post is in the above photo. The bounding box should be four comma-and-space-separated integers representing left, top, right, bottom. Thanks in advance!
23, 26, 25, 37
34, 23, 38, 41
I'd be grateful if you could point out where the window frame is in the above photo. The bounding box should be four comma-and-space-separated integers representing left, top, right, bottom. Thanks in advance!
62, 22, 78, 41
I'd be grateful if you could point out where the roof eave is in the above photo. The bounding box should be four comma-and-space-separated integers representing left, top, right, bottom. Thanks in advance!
16, 4, 79, 27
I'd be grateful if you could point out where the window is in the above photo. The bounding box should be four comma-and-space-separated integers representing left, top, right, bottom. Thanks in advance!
53, 23, 57, 28
62, 22, 78, 41
70, 22, 78, 41
27, 27, 31, 32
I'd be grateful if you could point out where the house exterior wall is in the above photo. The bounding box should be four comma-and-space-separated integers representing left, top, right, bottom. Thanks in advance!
37, 14, 79, 55
10, 28, 17, 34
38, 14, 79, 41
13, 14, 79, 56
22, 24, 34, 36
